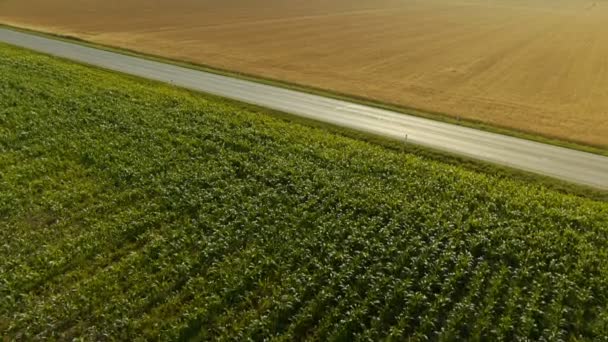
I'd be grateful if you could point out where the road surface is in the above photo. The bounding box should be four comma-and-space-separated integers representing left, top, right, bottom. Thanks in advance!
1, 27, 607, 190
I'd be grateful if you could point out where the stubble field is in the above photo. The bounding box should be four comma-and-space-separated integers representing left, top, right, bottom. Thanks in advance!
1, 0, 607, 147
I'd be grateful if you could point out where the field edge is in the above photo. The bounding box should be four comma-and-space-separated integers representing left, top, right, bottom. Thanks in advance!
0, 37, 606, 202
1, 23, 606, 157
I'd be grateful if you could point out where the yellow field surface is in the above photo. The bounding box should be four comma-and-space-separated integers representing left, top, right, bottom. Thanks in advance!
1, 0, 607, 147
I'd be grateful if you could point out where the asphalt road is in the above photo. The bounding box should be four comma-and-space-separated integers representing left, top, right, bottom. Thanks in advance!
1, 27, 607, 190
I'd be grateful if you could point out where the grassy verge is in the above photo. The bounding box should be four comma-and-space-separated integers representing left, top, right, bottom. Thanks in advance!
1, 23, 606, 157
2, 42, 608, 340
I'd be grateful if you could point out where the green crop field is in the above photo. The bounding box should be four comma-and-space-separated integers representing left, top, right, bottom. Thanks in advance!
1, 43, 608, 341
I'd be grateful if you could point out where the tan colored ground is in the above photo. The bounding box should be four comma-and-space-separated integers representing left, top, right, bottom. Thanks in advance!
1, 0, 607, 147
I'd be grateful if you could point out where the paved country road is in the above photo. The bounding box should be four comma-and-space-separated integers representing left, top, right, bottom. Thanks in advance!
1, 27, 607, 190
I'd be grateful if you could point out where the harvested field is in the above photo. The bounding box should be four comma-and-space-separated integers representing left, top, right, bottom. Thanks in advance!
1, 0, 607, 147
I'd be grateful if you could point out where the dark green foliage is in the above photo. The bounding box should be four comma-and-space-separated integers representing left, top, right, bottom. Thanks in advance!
1, 43, 608, 341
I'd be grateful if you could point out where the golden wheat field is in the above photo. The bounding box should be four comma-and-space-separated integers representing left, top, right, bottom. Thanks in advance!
1, 0, 607, 147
